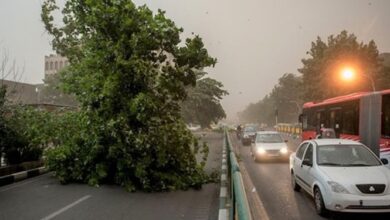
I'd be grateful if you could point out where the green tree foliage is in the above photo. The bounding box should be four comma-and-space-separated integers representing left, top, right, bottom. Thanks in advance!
41, 0, 216, 191
181, 72, 228, 128
0, 85, 52, 164
298, 30, 383, 101
41, 73, 78, 106
238, 73, 302, 125
3, 107, 55, 164
378, 53, 390, 89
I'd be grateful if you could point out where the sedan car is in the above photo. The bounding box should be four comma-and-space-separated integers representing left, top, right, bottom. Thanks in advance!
241, 125, 257, 145
250, 131, 289, 161
290, 139, 390, 216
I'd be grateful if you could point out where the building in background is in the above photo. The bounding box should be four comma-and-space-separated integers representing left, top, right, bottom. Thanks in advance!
44, 54, 69, 79
0, 79, 42, 105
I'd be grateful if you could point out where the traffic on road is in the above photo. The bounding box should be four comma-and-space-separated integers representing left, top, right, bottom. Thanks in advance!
234, 127, 390, 220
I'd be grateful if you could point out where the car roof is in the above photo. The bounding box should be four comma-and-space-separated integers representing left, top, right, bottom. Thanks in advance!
309, 138, 362, 146
256, 131, 279, 135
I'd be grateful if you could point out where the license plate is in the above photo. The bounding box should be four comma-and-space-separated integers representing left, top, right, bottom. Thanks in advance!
362, 200, 390, 206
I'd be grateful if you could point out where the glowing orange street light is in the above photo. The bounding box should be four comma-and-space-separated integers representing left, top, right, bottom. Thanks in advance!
340, 67, 376, 91
341, 68, 355, 81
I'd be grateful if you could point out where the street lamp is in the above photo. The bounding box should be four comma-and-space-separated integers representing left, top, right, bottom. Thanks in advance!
288, 100, 302, 113
340, 67, 376, 92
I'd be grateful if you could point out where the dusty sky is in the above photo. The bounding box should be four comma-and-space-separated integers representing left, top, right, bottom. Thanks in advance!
1, 0, 390, 120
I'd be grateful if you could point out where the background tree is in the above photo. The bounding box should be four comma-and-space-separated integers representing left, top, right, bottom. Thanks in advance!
298, 30, 383, 101
238, 73, 302, 125
42, 0, 217, 191
181, 72, 228, 128
378, 53, 390, 90
269, 73, 303, 123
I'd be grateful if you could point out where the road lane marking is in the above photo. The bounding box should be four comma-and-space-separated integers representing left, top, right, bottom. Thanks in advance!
40, 195, 91, 220
220, 187, 227, 197
0, 173, 50, 193
218, 209, 228, 220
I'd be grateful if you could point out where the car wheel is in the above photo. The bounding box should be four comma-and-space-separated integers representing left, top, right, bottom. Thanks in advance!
314, 187, 328, 217
291, 172, 300, 191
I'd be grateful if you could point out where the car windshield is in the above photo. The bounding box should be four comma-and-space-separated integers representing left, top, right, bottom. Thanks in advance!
317, 145, 381, 167
256, 133, 283, 143
244, 127, 256, 132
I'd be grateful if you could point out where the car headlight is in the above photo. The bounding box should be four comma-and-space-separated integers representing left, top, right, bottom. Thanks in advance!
327, 181, 350, 194
280, 147, 288, 154
256, 148, 266, 154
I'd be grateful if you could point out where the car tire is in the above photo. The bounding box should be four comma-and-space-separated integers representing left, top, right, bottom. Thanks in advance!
291, 172, 300, 191
314, 187, 328, 217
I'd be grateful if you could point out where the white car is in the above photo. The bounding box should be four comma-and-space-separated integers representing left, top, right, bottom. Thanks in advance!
290, 139, 390, 216
250, 131, 289, 162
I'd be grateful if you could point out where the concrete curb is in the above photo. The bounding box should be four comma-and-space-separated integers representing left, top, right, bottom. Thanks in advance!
218, 136, 229, 220
0, 167, 48, 187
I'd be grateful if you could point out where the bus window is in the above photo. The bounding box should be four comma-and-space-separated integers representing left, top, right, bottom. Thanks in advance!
316, 110, 326, 132
341, 102, 359, 135
382, 94, 390, 138
301, 114, 308, 130
330, 109, 342, 137
303, 108, 316, 131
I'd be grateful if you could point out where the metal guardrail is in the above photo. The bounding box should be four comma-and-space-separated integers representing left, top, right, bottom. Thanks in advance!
218, 129, 252, 220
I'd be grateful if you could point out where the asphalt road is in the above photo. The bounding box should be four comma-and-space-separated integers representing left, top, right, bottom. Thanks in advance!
0, 132, 222, 220
232, 133, 390, 220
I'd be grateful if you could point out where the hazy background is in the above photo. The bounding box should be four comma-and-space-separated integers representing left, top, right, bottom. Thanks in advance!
1, 0, 390, 121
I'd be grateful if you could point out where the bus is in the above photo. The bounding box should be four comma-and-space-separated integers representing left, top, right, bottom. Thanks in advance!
300, 89, 390, 158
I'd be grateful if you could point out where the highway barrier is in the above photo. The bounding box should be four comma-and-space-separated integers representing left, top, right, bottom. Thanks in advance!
218, 129, 252, 220
276, 123, 301, 138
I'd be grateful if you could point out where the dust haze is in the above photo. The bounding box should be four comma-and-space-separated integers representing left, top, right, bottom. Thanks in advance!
1, 0, 390, 121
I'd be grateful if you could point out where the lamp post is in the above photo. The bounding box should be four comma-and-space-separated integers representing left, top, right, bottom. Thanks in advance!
362, 73, 376, 92
288, 100, 302, 113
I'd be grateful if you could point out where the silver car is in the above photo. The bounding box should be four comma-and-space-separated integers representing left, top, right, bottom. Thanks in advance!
290, 139, 390, 216
250, 131, 289, 162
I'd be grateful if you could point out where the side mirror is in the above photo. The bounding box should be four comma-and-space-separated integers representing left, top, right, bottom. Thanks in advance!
381, 158, 389, 165
302, 158, 312, 167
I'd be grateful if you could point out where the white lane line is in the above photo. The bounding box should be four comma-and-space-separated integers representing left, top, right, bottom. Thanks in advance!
40, 195, 91, 220
218, 209, 228, 220
0, 173, 50, 193
221, 174, 227, 182
220, 187, 227, 197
